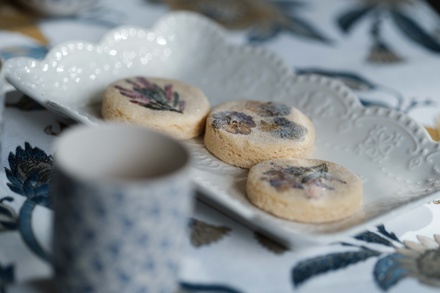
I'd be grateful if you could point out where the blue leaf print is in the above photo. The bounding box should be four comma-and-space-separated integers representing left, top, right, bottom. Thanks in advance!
354, 231, 395, 247
296, 67, 407, 111
377, 225, 401, 243
284, 14, 331, 43
338, 6, 374, 33
374, 254, 409, 290
391, 10, 440, 52
0, 197, 17, 231
292, 249, 381, 287
359, 98, 391, 109
248, 23, 283, 43
248, 0, 331, 44
272, 0, 306, 11
180, 282, 243, 293
0, 263, 15, 286
296, 68, 376, 91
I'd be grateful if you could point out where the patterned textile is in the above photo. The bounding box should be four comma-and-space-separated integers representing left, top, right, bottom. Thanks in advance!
1, 0, 440, 292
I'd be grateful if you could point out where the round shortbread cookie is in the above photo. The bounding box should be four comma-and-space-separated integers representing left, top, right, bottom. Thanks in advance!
102, 76, 210, 140
204, 100, 315, 169
246, 158, 362, 223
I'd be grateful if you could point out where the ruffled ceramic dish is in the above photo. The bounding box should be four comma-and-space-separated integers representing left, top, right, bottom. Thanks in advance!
5, 12, 440, 246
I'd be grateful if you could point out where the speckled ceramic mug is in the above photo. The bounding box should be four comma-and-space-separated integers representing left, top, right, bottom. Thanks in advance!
52, 123, 193, 293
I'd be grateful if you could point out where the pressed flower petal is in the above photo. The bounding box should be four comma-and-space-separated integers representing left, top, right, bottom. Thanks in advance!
245, 101, 291, 117
417, 235, 439, 249
117, 79, 184, 113
212, 111, 255, 135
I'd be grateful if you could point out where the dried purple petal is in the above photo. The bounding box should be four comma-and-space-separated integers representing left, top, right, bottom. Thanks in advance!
115, 78, 185, 113
136, 77, 155, 89
164, 84, 173, 103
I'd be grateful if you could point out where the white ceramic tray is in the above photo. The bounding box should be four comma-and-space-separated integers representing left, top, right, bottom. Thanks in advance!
5, 12, 440, 246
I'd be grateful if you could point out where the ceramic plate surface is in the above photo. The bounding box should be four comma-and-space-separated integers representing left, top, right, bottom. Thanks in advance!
5, 12, 440, 246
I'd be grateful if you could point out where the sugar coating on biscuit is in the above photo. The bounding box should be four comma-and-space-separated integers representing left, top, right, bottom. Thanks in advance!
204, 100, 315, 169
102, 76, 210, 140
246, 158, 363, 223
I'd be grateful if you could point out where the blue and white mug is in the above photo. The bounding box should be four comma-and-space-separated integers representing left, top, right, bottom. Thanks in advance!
52, 123, 193, 293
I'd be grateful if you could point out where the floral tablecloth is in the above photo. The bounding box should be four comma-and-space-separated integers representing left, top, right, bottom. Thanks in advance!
1, 0, 440, 292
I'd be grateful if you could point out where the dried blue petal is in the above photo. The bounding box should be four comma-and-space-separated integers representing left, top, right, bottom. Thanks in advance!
211, 111, 256, 135
262, 163, 346, 197
246, 101, 291, 117
260, 117, 307, 140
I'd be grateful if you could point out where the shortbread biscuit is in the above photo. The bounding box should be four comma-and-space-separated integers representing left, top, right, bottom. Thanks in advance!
246, 158, 362, 223
204, 100, 315, 169
102, 77, 210, 140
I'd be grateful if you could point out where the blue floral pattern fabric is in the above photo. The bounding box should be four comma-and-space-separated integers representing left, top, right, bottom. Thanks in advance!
292, 226, 440, 290
1, 0, 440, 293
337, 0, 440, 63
